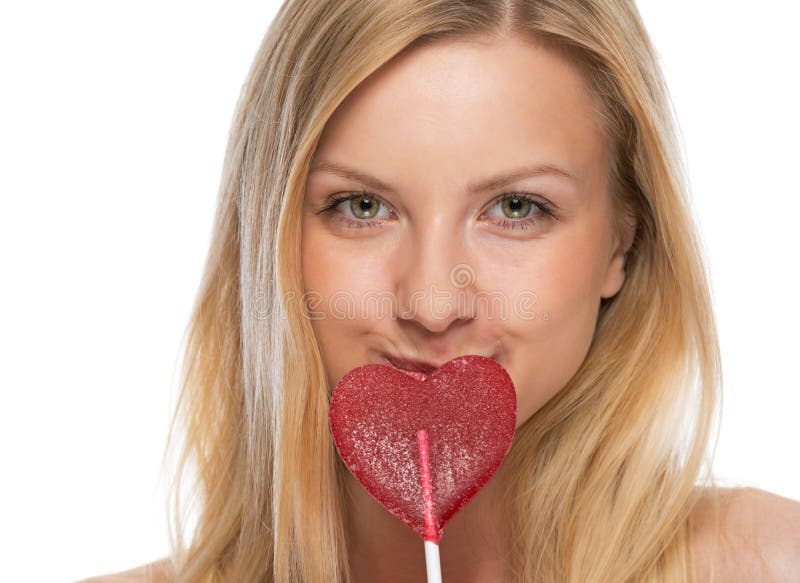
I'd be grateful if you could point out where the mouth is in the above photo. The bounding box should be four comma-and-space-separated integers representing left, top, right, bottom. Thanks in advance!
379, 351, 501, 382
381, 355, 439, 382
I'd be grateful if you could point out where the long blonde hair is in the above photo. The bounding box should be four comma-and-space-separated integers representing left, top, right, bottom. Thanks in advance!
161, 1, 726, 581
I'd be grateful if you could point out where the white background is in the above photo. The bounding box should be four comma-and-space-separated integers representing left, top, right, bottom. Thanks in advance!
0, 2, 797, 581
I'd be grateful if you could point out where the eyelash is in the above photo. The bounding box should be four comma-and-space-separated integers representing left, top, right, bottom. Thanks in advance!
316, 190, 557, 231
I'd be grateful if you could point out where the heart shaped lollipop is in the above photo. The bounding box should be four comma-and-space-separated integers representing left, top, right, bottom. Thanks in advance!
328, 354, 517, 544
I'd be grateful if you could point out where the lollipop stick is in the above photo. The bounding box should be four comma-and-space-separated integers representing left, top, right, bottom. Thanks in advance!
423, 540, 442, 583
417, 428, 442, 583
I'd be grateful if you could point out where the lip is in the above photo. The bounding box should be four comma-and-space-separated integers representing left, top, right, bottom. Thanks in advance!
386, 366, 430, 382
380, 351, 501, 382
382, 355, 438, 382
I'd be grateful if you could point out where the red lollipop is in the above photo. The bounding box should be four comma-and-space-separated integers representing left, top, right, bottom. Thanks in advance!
328, 354, 517, 579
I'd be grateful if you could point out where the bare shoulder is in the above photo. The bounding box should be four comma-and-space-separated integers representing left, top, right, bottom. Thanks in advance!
77, 557, 175, 583
692, 486, 800, 582
744, 487, 800, 579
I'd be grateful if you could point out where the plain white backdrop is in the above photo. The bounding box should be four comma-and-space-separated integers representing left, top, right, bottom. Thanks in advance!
0, 2, 797, 581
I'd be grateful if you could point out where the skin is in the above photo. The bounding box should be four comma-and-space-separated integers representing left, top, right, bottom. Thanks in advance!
300, 33, 633, 581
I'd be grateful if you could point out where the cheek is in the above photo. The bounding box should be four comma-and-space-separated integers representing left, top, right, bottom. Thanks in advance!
300, 221, 396, 350
301, 223, 364, 386
479, 232, 606, 328
301, 225, 336, 299
301, 224, 387, 300
481, 229, 611, 426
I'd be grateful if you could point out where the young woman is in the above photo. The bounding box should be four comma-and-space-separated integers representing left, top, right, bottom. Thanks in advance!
82, 0, 800, 581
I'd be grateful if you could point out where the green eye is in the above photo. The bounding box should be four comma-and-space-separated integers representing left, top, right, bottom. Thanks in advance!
500, 195, 533, 219
316, 190, 393, 228
484, 193, 556, 231
350, 193, 381, 219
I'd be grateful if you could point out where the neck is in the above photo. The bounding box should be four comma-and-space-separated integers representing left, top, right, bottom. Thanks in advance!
343, 470, 514, 583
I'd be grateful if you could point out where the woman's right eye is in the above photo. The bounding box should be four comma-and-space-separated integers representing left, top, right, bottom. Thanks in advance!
317, 191, 395, 228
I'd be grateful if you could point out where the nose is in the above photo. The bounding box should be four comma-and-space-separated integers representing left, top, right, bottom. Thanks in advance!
395, 223, 477, 334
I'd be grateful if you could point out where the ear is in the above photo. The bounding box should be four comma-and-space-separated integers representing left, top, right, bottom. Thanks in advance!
600, 214, 637, 300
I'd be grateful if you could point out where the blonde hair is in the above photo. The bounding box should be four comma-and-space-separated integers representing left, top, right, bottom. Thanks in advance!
161, 1, 726, 581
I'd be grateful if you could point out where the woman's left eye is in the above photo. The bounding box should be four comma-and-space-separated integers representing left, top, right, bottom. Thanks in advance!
482, 193, 556, 231
315, 190, 556, 231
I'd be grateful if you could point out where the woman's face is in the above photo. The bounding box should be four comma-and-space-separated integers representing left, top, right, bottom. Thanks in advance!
301, 35, 628, 428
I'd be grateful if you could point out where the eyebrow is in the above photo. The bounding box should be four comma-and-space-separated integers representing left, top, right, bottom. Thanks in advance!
308, 159, 578, 195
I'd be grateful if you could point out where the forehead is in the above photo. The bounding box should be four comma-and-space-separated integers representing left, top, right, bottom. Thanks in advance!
312, 35, 607, 191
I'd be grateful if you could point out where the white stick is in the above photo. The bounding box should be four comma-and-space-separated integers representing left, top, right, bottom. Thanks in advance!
418, 429, 443, 582
424, 540, 442, 583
